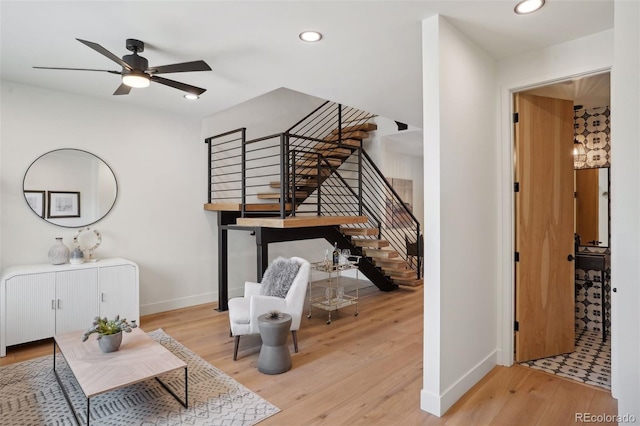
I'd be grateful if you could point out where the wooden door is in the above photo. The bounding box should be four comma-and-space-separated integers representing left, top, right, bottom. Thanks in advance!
575, 168, 599, 244
514, 93, 575, 362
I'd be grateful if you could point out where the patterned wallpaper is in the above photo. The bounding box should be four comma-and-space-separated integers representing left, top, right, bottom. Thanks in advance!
574, 106, 611, 169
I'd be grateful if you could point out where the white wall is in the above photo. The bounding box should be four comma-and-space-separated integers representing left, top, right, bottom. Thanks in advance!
421, 15, 498, 416
611, 0, 640, 418
0, 81, 215, 316
496, 27, 616, 378
496, 17, 640, 418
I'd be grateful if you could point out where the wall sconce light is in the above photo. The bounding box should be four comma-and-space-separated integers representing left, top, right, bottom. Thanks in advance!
573, 140, 587, 168
573, 105, 587, 168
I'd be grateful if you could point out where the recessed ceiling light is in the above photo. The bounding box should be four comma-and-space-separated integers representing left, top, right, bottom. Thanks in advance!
514, 0, 545, 14
299, 31, 322, 42
184, 94, 199, 100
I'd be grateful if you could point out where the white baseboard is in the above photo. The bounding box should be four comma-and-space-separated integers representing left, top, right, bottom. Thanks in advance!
140, 292, 218, 316
420, 350, 497, 416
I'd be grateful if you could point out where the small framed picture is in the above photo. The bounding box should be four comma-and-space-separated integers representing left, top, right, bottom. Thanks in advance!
47, 191, 81, 218
24, 190, 45, 218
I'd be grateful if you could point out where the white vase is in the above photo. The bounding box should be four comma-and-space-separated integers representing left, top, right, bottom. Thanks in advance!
48, 238, 70, 265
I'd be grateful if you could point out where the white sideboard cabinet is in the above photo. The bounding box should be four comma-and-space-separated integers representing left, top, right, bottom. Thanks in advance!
0, 258, 139, 357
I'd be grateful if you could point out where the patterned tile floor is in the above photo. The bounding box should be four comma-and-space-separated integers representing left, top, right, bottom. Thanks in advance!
520, 328, 611, 390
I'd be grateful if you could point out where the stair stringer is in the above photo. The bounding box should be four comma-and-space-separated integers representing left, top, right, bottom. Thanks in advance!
321, 226, 397, 292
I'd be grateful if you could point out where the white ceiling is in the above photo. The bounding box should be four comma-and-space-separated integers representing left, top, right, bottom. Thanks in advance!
0, 1, 614, 127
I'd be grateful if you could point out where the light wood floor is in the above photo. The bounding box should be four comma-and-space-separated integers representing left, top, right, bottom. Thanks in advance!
1, 280, 617, 425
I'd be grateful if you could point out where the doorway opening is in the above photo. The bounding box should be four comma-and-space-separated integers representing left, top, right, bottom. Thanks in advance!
513, 72, 611, 390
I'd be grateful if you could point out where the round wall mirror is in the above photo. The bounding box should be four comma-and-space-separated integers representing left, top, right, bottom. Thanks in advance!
23, 149, 118, 228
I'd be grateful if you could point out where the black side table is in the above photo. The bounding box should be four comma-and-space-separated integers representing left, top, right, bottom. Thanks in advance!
257, 313, 292, 374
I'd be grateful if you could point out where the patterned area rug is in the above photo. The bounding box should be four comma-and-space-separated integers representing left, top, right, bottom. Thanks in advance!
520, 328, 611, 390
0, 329, 280, 425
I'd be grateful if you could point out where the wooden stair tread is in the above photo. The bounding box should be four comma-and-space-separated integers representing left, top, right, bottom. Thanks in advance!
257, 191, 308, 200
316, 148, 352, 158
325, 130, 369, 142
393, 277, 424, 287
270, 180, 318, 188
296, 158, 342, 167
236, 215, 368, 228
350, 238, 389, 248
373, 257, 408, 268
340, 227, 379, 236
382, 268, 415, 277
294, 167, 331, 176
363, 248, 399, 259
204, 203, 292, 212
314, 139, 361, 150
331, 123, 378, 134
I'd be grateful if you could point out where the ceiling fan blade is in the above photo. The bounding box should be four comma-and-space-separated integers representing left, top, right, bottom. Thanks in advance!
150, 60, 212, 74
76, 38, 132, 71
113, 83, 132, 96
33, 66, 121, 74
150, 75, 207, 95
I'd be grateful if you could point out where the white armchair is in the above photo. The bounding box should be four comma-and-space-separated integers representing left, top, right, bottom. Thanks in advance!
228, 257, 310, 360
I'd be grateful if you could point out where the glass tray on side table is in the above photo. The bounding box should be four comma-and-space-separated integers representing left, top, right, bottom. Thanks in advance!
308, 257, 360, 324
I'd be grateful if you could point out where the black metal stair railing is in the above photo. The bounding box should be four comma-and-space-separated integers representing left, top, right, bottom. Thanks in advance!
205, 101, 422, 279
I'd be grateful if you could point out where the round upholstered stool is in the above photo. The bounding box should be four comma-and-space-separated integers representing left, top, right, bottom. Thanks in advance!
257, 313, 292, 374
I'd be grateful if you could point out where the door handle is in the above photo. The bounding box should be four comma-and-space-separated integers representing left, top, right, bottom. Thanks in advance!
567, 254, 574, 261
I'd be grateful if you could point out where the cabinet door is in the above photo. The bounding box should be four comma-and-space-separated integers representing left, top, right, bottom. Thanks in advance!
55, 269, 98, 334
5, 273, 56, 345
99, 265, 139, 323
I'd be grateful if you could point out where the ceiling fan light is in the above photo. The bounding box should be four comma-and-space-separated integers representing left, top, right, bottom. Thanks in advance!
122, 73, 150, 88
514, 0, 545, 14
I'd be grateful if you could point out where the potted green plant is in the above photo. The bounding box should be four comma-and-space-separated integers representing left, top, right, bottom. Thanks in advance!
82, 315, 138, 353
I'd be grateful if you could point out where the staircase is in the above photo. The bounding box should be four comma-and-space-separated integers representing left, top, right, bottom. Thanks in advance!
205, 101, 423, 300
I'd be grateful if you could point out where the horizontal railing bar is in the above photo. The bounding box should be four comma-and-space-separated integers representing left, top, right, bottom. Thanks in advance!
205, 127, 246, 143
212, 146, 241, 154
244, 133, 282, 145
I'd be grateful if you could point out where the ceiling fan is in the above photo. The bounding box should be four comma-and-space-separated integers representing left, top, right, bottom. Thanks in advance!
34, 38, 212, 97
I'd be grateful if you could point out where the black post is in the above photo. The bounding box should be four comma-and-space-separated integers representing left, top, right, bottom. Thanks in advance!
206, 140, 212, 203
255, 227, 269, 281
241, 129, 247, 218
416, 224, 422, 280
317, 152, 322, 216
291, 148, 297, 217
280, 134, 287, 218
216, 216, 229, 312
358, 146, 363, 215
338, 104, 343, 146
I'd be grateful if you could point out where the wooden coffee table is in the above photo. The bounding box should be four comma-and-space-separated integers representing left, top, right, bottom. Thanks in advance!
53, 328, 187, 425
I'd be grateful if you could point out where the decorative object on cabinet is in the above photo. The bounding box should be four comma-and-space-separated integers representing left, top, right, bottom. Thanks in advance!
24, 190, 45, 218
228, 257, 310, 360
74, 227, 102, 261
82, 315, 138, 353
47, 191, 80, 218
0, 258, 139, 357
70, 247, 85, 265
48, 237, 70, 265
23, 149, 118, 228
